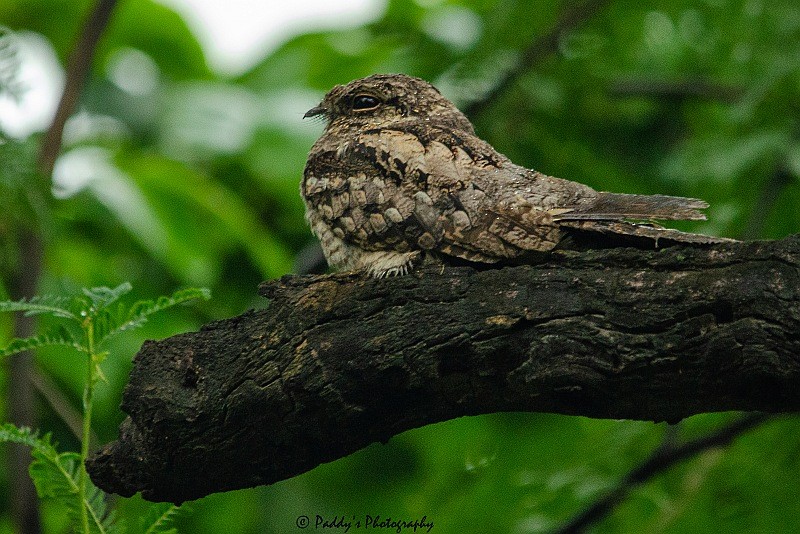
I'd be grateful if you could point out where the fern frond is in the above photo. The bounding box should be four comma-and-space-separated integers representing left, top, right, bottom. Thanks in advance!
82, 283, 133, 313
91, 304, 128, 347
0, 423, 51, 451
84, 482, 118, 534
142, 502, 188, 534
126, 288, 211, 323
29, 450, 118, 534
0, 294, 78, 319
96, 287, 210, 346
0, 423, 119, 533
28, 449, 80, 499
0, 325, 85, 357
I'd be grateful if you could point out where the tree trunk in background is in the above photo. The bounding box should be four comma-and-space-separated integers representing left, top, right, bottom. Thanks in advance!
7, 231, 43, 534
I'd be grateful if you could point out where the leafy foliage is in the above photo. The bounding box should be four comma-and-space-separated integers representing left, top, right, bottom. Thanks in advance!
0, 284, 210, 357
100, 287, 211, 342
0, 403, 196, 534
0, 284, 209, 533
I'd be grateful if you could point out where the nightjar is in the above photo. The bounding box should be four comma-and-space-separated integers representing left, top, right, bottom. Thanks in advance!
302, 74, 728, 277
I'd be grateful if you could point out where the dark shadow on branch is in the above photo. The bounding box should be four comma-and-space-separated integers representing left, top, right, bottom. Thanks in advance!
87, 236, 800, 503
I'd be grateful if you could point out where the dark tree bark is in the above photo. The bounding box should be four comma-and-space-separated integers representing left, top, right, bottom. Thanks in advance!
87, 236, 800, 503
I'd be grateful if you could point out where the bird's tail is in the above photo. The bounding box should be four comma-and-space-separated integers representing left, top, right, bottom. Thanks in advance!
556, 192, 709, 222
558, 219, 734, 245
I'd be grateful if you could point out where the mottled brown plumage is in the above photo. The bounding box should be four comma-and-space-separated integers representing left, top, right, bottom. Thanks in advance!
302, 74, 729, 277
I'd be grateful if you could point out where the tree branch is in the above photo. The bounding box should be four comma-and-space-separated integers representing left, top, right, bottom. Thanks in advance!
553, 413, 773, 533
464, 0, 611, 118
37, 0, 118, 177
7, 230, 44, 534
608, 79, 745, 103
87, 236, 800, 503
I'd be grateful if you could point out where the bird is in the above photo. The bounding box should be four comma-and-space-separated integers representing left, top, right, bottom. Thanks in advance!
302, 73, 730, 277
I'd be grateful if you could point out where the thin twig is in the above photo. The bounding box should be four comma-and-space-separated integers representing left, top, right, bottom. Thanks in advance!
609, 79, 745, 103
738, 166, 793, 240
553, 413, 772, 534
464, 0, 611, 118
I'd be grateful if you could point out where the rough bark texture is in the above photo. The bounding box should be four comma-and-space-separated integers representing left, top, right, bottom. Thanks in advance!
87, 236, 800, 503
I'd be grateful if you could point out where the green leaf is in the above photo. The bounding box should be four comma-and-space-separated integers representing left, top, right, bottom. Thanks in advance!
122, 287, 210, 332
103, 0, 212, 80
0, 294, 78, 320
91, 305, 128, 348
141, 502, 187, 534
0, 325, 85, 357
28, 449, 80, 500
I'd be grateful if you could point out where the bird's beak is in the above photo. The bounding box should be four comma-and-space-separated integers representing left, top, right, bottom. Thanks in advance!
303, 105, 327, 119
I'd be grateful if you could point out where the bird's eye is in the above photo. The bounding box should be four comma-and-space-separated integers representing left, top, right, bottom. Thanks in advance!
352, 94, 380, 111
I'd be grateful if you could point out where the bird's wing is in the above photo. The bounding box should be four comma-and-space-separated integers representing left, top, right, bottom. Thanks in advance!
304, 127, 580, 262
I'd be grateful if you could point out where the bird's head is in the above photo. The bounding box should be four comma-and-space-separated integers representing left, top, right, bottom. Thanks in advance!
304, 73, 475, 134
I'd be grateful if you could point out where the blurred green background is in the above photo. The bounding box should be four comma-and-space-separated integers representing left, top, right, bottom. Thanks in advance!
1, 0, 800, 532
